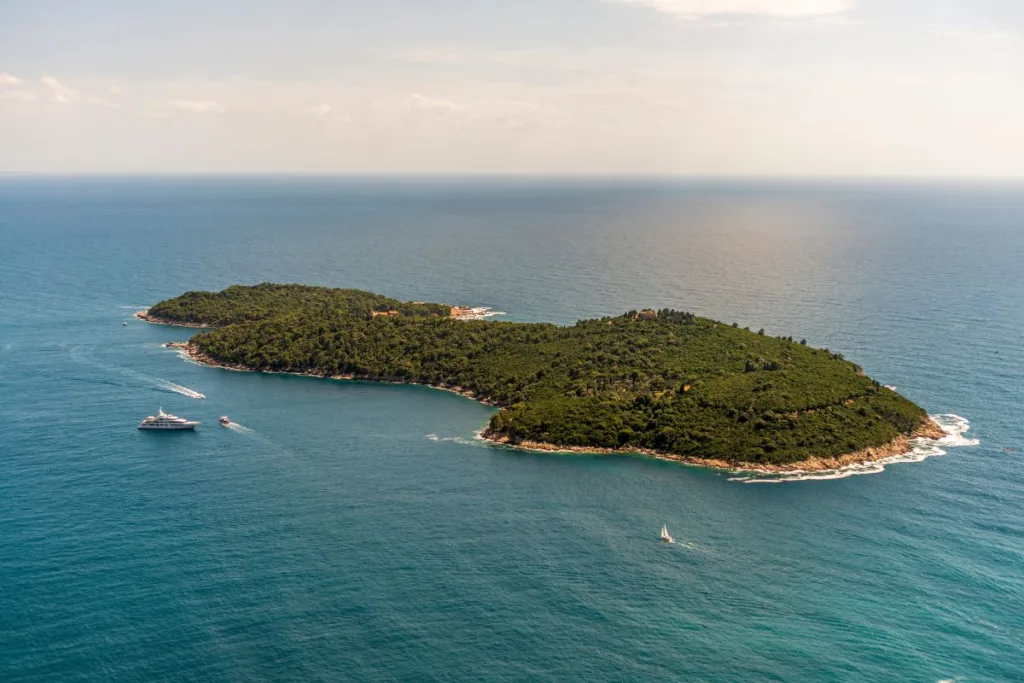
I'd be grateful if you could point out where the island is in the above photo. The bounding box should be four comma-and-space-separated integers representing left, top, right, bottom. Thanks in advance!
140, 283, 945, 472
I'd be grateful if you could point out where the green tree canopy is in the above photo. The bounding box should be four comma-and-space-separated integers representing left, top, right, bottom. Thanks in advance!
150, 284, 929, 465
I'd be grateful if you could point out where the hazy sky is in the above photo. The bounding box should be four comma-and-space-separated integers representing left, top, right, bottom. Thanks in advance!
1, 0, 1022, 175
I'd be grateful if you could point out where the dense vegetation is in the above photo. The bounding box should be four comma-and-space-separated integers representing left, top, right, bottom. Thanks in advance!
148, 283, 450, 326
151, 284, 929, 465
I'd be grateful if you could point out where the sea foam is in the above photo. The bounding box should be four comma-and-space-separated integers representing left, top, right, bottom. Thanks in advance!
728, 414, 978, 484
425, 433, 488, 447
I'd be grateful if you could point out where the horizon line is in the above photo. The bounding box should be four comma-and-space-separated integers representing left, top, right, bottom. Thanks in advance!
1, 171, 1023, 183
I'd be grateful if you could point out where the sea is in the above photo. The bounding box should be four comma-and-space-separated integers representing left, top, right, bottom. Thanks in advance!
0, 177, 1020, 682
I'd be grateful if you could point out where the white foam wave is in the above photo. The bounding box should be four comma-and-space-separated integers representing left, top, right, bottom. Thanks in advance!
453, 307, 506, 320
425, 433, 488, 447
930, 413, 979, 448
173, 347, 204, 367
226, 422, 253, 434
729, 414, 978, 484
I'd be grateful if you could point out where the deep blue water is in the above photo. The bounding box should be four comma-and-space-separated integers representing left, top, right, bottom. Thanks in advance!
0, 177, 1021, 682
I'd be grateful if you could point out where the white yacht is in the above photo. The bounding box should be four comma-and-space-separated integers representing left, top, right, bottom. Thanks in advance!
138, 408, 200, 430
660, 524, 674, 544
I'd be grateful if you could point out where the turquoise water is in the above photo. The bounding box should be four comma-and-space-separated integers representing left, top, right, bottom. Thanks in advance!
0, 178, 1021, 681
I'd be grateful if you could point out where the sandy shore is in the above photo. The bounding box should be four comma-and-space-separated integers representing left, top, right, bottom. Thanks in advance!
163, 335, 946, 476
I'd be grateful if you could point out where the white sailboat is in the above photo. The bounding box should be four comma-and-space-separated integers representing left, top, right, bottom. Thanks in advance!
660, 524, 674, 544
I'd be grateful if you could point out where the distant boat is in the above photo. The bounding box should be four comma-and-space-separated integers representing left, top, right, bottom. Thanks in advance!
122, 322, 128, 326
219, 416, 231, 427
660, 524, 674, 544
138, 408, 200, 430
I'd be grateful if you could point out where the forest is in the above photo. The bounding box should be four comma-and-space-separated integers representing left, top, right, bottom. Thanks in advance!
148, 283, 929, 465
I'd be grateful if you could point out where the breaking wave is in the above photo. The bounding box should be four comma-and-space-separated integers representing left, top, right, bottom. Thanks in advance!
453, 307, 506, 320
425, 433, 488, 447
728, 414, 978, 484
171, 346, 204, 367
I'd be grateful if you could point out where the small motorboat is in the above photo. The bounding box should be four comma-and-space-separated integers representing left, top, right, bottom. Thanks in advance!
660, 524, 674, 544
218, 416, 231, 427
122, 321, 128, 326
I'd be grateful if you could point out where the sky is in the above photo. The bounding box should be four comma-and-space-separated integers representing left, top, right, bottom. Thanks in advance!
1, 0, 1022, 175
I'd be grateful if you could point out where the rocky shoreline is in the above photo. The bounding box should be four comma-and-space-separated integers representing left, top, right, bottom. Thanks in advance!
161, 334, 947, 476
136, 310, 212, 329
482, 420, 947, 475
167, 341, 500, 407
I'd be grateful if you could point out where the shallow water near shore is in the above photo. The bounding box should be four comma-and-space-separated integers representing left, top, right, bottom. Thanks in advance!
1, 177, 1021, 682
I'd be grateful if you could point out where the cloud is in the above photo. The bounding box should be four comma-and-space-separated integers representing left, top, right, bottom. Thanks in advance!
407, 94, 569, 128
0, 89, 38, 103
0, 72, 23, 86
609, 0, 854, 18
41, 75, 78, 103
396, 47, 466, 65
409, 93, 467, 116
85, 96, 117, 108
932, 28, 1020, 44
169, 99, 225, 113
309, 103, 332, 117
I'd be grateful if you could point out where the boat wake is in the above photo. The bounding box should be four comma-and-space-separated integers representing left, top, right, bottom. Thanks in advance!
68, 345, 205, 399
225, 422, 253, 434
155, 379, 205, 399
728, 414, 978, 484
